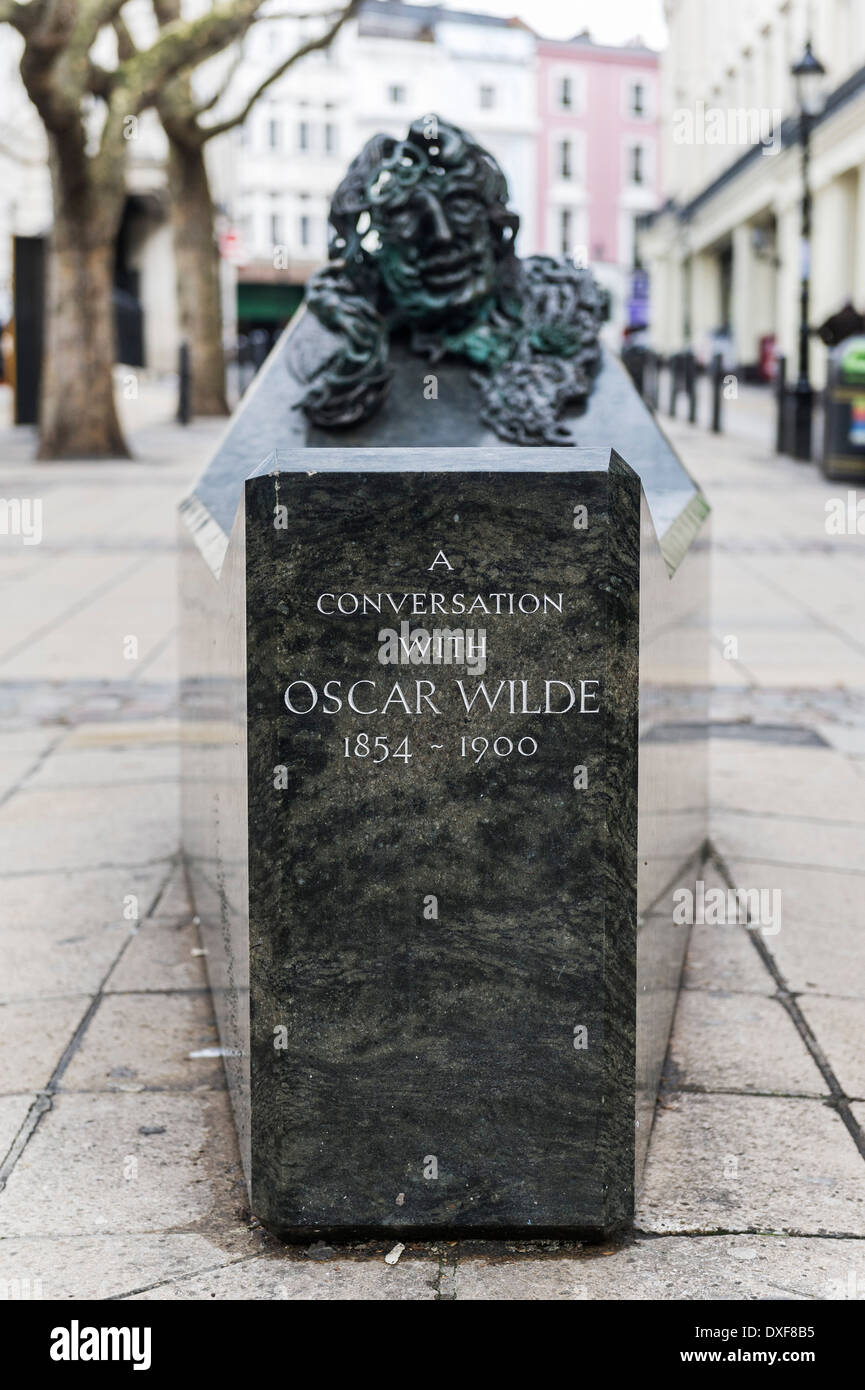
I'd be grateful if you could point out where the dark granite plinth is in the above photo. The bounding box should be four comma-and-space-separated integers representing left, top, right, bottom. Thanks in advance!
180, 310, 710, 1240
244, 452, 638, 1238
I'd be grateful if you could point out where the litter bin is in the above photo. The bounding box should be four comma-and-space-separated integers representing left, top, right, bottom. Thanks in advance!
822, 335, 865, 480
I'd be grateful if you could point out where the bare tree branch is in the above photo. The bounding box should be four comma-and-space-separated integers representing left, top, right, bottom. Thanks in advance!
112, 11, 138, 62
66, 0, 133, 75
253, 6, 352, 20
0, 0, 38, 35
197, 0, 359, 142
121, 0, 266, 111
192, 41, 247, 118
89, 60, 116, 97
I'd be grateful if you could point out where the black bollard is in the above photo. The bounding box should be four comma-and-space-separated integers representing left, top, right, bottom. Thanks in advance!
622, 344, 645, 397
177, 341, 191, 426
711, 352, 723, 433
668, 352, 679, 416
775, 354, 786, 454
686, 350, 697, 423
649, 350, 660, 410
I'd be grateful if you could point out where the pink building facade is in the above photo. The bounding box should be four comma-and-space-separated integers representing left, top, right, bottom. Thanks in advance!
536, 35, 661, 333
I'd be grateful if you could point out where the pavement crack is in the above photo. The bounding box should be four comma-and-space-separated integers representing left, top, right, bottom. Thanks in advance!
0, 730, 66, 811
633, 1227, 865, 1240
0, 858, 177, 1191
710, 845, 865, 1166
435, 1249, 457, 1300
0, 554, 151, 667
111, 1253, 267, 1301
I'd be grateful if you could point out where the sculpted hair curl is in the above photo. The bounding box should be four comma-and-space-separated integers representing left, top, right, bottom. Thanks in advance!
299, 116, 608, 446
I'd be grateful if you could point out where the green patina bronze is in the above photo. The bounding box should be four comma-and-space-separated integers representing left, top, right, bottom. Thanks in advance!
300, 116, 609, 446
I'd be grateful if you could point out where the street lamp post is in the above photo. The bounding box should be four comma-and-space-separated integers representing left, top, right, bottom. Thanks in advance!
790, 40, 826, 461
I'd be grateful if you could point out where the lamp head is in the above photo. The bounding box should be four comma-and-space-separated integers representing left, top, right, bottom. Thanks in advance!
792, 40, 826, 117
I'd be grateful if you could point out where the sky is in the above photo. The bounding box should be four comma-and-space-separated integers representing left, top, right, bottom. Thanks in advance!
442, 0, 668, 49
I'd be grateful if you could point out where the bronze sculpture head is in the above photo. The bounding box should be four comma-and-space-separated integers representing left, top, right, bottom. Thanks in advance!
360, 117, 516, 324
299, 116, 608, 445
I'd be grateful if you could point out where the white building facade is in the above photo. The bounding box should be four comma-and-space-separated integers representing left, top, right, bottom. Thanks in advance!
640, 0, 865, 386
217, 1, 539, 331
1, 0, 660, 382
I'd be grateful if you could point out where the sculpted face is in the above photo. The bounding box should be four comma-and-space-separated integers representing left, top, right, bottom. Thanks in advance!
303, 116, 606, 445
366, 135, 501, 323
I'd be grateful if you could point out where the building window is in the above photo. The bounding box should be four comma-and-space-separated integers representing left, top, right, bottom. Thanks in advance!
560, 208, 572, 257
299, 214, 311, 247
268, 118, 280, 150
324, 123, 337, 155
270, 212, 282, 245
558, 75, 573, 109
297, 121, 310, 151
629, 81, 645, 117
479, 84, 495, 109
558, 139, 573, 180
387, 84, 406, 104
628, 144, 645, 185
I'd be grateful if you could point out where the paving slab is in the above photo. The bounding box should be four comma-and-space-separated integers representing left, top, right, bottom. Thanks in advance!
726, 632, 865, 689
127, 1254, 440, 1300
712, 813, 865, 873
0, 996, 91, 1093
726, 862, 865, 1000
137, 634, 178, 685
667, 990, 827, 1097
711, 743, 865, 823
60, 993, 222, 1093
0, 1090, 242, 1237
681, 920, 774, 996
0, 1093, 36, 1162
452, 1235, 865, 1300
814, 720, 865, 758
59, 720, 183, 751
23, 744, 179, 790
0, 1233, 244, 1301
0, 863, 170, 1002
741, 553, 865, 651
0, 781, 178, 875
0, 555, 147, 668
0, 727, 63, 801
797, 996, 865, 1100
0, 554, 178, 682
105, 917, 207, 994
150, 861, 191, 920
638, 1093, 865, 1235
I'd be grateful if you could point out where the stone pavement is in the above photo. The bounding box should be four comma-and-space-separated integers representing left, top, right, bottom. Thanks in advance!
0, 381, 864, 1300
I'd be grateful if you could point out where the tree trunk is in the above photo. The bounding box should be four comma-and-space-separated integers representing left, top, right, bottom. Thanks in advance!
167, 137, 229, 417
38, 157, 129, 461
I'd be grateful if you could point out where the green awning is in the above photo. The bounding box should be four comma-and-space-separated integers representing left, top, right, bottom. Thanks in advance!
237, 283, 304, 322
840, 338, 865, 383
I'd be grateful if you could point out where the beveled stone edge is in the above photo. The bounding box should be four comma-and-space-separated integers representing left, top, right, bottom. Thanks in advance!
260, 445, 621, 474
658, 489, 711, 577
179, 491, 229, 579
180, 451, 281, 580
